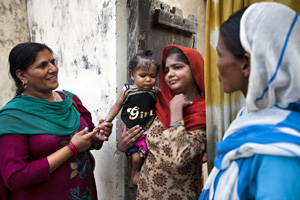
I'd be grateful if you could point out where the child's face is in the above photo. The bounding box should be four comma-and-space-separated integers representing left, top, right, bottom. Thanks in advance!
131, 64, 157, 91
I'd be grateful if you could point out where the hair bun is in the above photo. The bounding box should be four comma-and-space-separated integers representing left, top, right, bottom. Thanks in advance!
144, 50, 153, 56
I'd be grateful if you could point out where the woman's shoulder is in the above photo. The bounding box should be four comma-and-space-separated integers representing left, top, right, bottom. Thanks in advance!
56, 90, 74, 98
249, 154, 300, 199
0, 95, 29, 112
250, 154, 300, 183
251, 154, 300, 172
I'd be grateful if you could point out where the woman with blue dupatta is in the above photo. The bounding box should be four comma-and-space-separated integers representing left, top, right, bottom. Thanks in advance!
200, 2, 300, 200
0, 43, 112, 200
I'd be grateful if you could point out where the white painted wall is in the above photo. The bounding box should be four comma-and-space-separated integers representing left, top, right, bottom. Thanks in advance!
26, 0, 127, 199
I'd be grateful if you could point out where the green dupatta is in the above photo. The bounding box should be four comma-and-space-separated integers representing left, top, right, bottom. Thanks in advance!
0, 92, 80, 136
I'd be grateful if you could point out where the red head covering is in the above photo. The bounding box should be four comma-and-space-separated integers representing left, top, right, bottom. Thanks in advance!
156, 44, 206, 131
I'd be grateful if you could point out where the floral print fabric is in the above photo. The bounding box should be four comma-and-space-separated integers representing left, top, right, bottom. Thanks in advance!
137, 117, 206, 200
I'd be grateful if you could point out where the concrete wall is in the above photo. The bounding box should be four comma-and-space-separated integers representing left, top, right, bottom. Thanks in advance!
0, 0, 29, 107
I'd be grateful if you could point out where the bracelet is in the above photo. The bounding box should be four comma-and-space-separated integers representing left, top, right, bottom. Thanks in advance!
65, 141, 79, 157
170, 123, 184, 127
69, 141, 79, 155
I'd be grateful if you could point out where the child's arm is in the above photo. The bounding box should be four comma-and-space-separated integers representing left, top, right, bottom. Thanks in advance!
105, 88, 125, 122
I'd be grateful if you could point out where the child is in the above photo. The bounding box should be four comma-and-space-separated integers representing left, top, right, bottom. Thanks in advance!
105, 50, 160, 184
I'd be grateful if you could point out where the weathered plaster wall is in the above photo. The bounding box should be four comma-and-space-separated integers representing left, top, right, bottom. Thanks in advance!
25, 0, 126, 199
0, 0, 29, 107
160, 0, 206, 55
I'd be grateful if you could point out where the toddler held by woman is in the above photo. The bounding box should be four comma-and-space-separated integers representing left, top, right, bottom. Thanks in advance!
105, 50, 160, 184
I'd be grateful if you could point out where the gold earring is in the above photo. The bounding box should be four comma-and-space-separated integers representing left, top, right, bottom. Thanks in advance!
22, 82, 27, 90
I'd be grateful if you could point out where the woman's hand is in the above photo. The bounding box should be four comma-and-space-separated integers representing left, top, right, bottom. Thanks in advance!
70, 128, 97, 152
170, 93, 192, 110
170, 94, 192, 125
47, 128, 97, 173
117, 125, 144, 152
93, 119, 113, 142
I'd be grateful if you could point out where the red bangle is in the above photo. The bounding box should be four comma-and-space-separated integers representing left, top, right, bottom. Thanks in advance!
69, 141, 79, 155
65, 143, 76, 157
65, 141, 79, 157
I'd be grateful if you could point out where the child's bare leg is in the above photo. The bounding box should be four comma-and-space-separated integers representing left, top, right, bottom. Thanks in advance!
131, 152, 143, 185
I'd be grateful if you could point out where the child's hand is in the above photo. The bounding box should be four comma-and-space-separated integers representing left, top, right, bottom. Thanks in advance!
92, 126, 106, 142
93, 119, 113, 142
94, 132, 108, 141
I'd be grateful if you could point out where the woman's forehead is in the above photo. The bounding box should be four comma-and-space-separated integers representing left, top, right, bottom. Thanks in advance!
33, 49, 53, 63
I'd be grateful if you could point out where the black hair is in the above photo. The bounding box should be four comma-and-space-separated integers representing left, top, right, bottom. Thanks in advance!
162, 46, 190, 69
9, 42, 53, 95
220, 7, 248, 60
129, 50, 160, 73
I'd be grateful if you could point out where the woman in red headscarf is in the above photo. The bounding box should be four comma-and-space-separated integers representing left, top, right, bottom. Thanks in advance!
117, 44, 206, 199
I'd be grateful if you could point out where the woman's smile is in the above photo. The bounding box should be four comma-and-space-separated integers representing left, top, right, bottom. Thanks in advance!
168, 79, 178, 85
